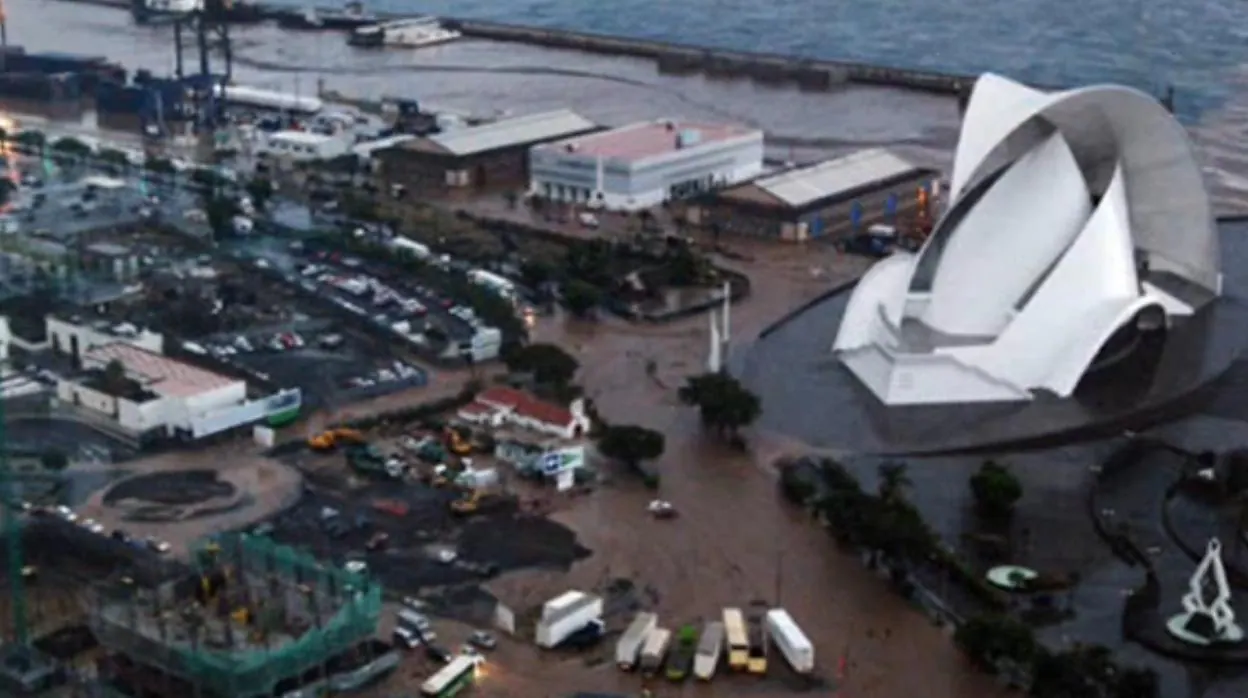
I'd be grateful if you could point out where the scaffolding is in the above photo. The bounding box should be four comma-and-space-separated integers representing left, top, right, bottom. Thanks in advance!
88, 533, 380, 698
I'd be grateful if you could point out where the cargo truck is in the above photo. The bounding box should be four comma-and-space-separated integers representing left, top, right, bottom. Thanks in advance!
664, 625, 698, 681
745, 601, 768, 674
694, 621, 724, 680
639, 627, 671, 676
765, 608, 814, 674
615, 611, 657, 670
535, 593, 604, 648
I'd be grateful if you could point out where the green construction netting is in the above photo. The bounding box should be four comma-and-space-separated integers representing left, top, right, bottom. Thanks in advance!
174, 533, 381, 698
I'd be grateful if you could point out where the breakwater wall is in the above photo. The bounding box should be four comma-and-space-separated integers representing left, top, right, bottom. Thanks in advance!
49, 0, 975, 97
446, 19, 974, 95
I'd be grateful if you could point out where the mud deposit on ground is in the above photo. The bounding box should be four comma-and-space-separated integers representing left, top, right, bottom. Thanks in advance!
102, 470, 245, 522
261, 485, 591, 594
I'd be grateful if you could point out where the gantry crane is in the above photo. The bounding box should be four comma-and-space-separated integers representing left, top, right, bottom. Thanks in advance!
168, 0, 233, 130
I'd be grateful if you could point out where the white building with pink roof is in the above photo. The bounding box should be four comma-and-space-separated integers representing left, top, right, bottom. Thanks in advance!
528, 118, 764, 211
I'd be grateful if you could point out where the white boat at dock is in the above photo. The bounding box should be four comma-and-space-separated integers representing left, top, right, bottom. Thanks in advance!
348, 16, 461, 49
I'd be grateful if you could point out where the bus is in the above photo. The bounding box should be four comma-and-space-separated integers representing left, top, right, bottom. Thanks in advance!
746, 602, 768, 675
723, 608, 749, 671
420, 655, 478, 698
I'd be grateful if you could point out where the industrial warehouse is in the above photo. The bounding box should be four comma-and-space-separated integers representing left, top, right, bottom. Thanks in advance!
686, 148, 939, 241
528, 119, 765, 210
376, 109, 600, 192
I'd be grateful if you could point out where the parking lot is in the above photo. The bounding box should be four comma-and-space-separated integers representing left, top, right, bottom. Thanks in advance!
137, 255, 430, 408
241, 239, 488, 364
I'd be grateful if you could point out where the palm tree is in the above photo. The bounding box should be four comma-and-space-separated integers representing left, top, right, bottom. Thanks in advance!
878, 461, 911, 503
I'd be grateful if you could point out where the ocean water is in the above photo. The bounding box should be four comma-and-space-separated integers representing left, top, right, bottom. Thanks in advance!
267, 0, 1248, 118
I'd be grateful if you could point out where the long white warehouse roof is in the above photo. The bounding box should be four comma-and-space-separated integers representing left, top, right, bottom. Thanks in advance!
429, 109, 596, 157
754, 149, 927, 208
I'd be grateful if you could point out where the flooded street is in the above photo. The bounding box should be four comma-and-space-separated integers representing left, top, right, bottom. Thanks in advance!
431, 243, 1007, 697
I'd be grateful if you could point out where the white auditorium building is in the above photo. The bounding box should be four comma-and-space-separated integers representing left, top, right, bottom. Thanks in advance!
834, 73, 1221, 406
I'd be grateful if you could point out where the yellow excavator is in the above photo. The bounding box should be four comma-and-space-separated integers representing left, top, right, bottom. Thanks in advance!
450, 491, 480, 515
444, 426, 471, 456
308, 428, 365, 451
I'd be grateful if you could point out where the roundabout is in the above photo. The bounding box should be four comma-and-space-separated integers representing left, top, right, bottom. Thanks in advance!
102, 470, 246, 522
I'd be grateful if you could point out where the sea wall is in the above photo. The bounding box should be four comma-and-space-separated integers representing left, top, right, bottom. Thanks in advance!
48, 0, 976, 97
447, 19, 975, 95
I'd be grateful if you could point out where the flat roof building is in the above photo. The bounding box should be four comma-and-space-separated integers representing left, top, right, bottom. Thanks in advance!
529, 119, 764, 211
377, 109, 599, 192
688, 149, 940, 241
50, 318, 303, 441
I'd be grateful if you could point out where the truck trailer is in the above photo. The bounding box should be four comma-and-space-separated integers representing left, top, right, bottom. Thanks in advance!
616, 612, 657, 670
694, 621, 724, 680
639, 627, 672, 676
535, 593, 604, 649
765, 608, 814, 674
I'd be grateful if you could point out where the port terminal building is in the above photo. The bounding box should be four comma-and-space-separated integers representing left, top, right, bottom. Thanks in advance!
377, 109, 599, 192
529, 119, 764, 211
90, 533, 395, 698
685, 149, 939, 241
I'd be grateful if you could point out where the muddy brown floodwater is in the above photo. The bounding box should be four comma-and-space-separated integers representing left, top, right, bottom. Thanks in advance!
435, 241, 1011, 698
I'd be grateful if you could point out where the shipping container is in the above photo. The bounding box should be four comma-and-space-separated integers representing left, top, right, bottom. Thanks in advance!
639, 627, 671, 675
535, 594, 603, 649
614, 612, 656, 670
765, 609, 813, 674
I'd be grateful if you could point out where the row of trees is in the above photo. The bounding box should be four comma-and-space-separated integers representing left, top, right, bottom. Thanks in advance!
955, 614, 1159, 698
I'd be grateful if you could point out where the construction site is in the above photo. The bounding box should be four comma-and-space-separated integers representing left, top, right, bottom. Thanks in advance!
87, 533, 393, 698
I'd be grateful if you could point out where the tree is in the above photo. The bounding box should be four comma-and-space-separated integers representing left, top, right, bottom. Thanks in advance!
597, 424, 665, 468
14, 130, 45, 155
562, 279, 603, 317
145, 156, 176, 177
519, 260, 553, 289
503, 343, 579, 386
953, 614, 1037, 672
1113, 667, 1160, 698
970, 460, 1023, 520
40, 450, 69, 471
245, 177, 274, 210
677, 371, 762, 437
96, 147, 131, 173
877, 461, 911, 503
50, 136, 91, 162
101, 359, 128, 393
191, 167, 227, 196
205, 196, 241, 239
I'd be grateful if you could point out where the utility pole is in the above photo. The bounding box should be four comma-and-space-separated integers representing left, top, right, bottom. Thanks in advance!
774, 549, 784, 605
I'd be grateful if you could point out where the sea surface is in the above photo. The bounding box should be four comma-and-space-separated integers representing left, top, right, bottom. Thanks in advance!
12, 0, 1248, 211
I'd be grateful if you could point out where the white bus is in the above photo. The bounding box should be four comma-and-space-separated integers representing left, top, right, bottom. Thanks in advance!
467, 269, 517, 299
420, 655, 477, 698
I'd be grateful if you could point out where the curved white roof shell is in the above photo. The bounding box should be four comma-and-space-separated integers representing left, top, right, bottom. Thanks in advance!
833, 73, 1222, 406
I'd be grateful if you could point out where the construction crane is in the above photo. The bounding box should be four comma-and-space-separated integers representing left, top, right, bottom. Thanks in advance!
0, 366, 28, 647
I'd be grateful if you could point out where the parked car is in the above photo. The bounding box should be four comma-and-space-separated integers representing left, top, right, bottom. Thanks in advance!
469, 631, 497, 650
